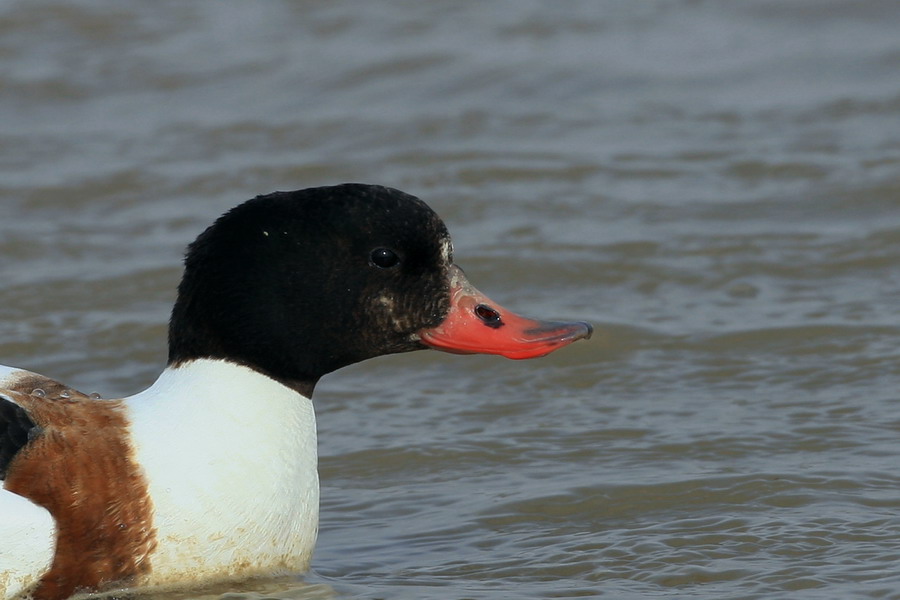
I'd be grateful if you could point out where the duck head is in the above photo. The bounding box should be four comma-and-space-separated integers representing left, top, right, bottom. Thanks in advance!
168, 184, 591, 396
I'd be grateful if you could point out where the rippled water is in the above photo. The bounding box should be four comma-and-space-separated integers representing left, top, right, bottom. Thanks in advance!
2, 1, 900, 599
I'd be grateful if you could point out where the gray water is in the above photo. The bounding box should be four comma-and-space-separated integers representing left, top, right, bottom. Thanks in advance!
2, 1, 900, 599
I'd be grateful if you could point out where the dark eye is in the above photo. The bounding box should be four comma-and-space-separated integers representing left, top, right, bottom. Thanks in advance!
370, 247, 400, 269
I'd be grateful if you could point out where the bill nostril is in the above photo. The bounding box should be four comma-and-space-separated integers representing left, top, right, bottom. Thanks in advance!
474, 304, 504, 329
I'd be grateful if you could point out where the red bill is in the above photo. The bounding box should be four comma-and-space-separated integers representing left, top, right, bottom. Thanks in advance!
418, 266, 592, 359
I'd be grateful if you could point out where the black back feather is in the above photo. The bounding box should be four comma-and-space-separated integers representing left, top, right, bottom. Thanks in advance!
0, 395, 36, 480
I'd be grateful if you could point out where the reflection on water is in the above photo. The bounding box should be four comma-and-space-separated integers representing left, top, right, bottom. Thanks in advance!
2, 1, 899, 599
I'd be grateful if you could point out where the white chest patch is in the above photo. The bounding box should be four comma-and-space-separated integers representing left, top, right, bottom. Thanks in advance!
125, 360, 319, 587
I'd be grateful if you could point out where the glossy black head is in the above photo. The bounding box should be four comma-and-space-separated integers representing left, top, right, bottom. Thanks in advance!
168, 184, 454, 396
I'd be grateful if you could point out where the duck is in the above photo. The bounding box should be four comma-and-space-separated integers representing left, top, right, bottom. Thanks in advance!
0, 184, 591, 600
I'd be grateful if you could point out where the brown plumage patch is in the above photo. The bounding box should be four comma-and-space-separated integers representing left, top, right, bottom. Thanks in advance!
2, 379, 156, 600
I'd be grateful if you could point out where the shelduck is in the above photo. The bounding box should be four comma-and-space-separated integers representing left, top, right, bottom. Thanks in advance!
0, 184, 591, 600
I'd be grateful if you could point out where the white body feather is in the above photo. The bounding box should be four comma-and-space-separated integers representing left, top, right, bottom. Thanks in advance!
0, 488, 55, 599
128, 360, 319, 586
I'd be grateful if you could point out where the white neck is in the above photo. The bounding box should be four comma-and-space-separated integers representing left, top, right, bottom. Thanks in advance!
125, 359, 319, 586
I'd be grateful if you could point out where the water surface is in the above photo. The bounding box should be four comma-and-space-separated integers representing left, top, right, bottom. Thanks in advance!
1, 1, 899, 599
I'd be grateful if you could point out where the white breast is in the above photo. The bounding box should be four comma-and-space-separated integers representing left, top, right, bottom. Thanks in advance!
125, 360, 319, 587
